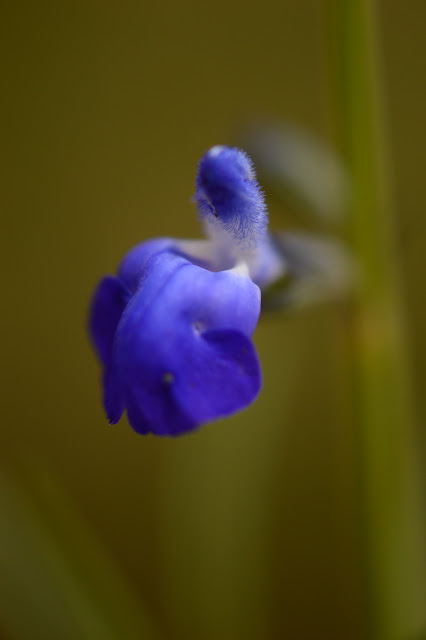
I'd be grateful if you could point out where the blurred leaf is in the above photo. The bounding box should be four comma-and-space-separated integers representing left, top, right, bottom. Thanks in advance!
261, 231, 352, 311
0, 458, 161, 640
243, 123, 349, 226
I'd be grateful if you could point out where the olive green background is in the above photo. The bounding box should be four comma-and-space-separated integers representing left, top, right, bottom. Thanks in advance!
2, 2, 426, 639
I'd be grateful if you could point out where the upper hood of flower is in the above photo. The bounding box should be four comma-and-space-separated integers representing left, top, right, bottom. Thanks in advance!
194, 146, 267, 251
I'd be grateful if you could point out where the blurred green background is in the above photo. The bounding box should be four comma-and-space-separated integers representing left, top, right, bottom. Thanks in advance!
2, 1, 426, 639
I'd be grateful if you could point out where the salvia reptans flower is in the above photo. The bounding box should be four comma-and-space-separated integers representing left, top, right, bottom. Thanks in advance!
89, 145, 348, 436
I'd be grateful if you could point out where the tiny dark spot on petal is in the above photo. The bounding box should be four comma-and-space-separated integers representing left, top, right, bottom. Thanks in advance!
162, 372, 174, 385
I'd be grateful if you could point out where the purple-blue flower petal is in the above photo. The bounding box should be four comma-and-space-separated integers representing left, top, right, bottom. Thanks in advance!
118, 237, 175, 292
89, 276, 131, 369
89, 276, 131, 424
109, 250, 261, 435
173, 328, 260, 429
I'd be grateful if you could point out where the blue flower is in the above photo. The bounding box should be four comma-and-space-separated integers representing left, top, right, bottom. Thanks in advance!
89, 145, 349, 436
89, 146, 270, 436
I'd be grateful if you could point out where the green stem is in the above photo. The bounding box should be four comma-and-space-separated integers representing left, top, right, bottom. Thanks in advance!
325, 1, 426, 638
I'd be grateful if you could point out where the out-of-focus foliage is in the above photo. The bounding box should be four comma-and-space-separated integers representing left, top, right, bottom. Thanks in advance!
0, 461, 161, 640
244, 123, 349, 225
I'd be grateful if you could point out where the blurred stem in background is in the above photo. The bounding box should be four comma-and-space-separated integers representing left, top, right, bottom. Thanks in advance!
325, 1, 426, 639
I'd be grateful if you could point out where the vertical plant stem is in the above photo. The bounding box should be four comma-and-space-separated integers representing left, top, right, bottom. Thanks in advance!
325, 1, 426, 638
